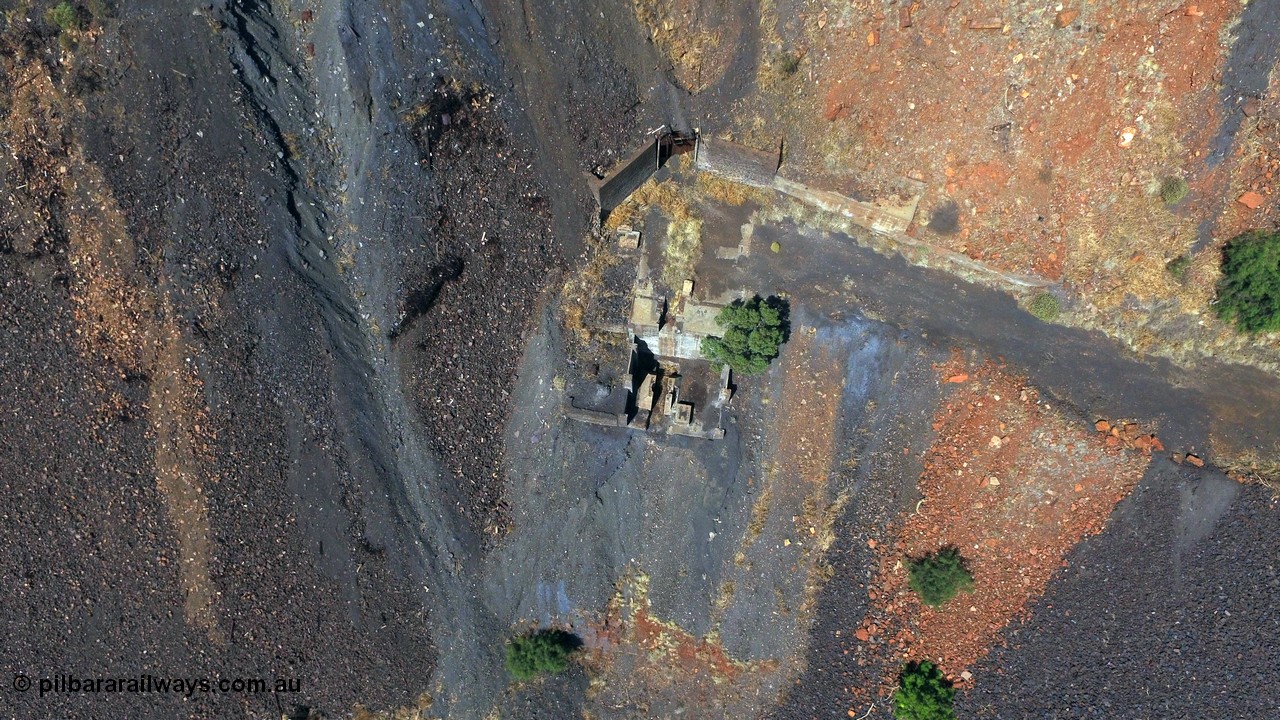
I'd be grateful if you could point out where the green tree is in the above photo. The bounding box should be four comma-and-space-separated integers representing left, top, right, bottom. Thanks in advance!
894, 661, 956, 720
1028, 292, 1060, 321
46, 1, 87, 32
748, 326, 783, 357
504, 629, 580, 680
1216, 230, 1280, 333
758, 302, 782, 328
908, 548, 974, 608
700, 295, 788, 375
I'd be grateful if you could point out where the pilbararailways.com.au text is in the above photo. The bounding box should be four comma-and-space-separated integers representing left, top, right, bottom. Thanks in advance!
12, 673, 302, 699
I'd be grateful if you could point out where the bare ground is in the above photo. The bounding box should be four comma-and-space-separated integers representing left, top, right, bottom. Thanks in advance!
3, 1, 1280, 719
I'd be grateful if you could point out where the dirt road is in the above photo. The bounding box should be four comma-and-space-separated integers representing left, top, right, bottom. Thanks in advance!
728, 218, 1280, 463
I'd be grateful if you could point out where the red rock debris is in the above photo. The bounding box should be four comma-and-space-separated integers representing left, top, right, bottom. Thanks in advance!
1092, 418, 1164, 455
842, 359, 1150, 702
1237, 191, 1266, 210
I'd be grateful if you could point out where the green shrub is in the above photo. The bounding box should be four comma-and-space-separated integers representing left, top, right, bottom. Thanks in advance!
773, 51, 802, 77
701, 295, 789, 375
47, 1, 87, 32
1160, 176, 1189, 206
894, 661, 956, 720
504, 629, 579, 680
1216, 230, 1280, 333
1166, 254, 1192, 280
908, 548, 974, 608
1028, 292, 1060, 321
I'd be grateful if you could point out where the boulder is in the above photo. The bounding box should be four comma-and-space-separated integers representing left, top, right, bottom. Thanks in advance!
1055, 9, 1080, 27
1238, 191, 1265, 210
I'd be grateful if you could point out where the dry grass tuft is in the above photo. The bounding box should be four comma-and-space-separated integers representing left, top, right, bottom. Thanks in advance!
1221, 452, 1280, 494
662, 216, 703, 289
604, 201, 643, 233
745, 484, 773, 544
796, 490, 849, 617
695, 172, 769, 206
605, 176, 693, 231
561, 242, 623, 343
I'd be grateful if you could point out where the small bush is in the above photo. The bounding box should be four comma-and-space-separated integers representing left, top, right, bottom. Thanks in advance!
47, 1, 87, 32
773, 51, 802, 77
701, 295, 789, 375
1216, 230, 1280, 333
908, 548, 974, 608
1166, 254, 1192, 280
1028, 293, 1060, 321
505, 629, 580, 680
894, 661, 956, 720
1160, 176, 1189, 206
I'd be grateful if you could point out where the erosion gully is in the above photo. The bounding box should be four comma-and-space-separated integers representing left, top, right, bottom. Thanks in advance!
204, 0, 673, 715
100, 0, 1280, 717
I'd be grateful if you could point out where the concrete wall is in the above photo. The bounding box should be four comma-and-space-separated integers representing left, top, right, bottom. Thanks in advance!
694, 136, 780, 188
590, 138, 661, 220
564, 404, 626, 427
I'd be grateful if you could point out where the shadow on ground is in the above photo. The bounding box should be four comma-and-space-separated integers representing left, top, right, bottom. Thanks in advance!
962, 458, 1279, 718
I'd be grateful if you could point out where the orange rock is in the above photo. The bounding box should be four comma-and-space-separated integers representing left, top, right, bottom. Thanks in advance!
867, 30, 879, 46
1238, 191, 1266, 210
947, 373, 969, 383
867, 538, 878, 549
855, 628, 870, 642
1054, 9, 1079, 27
1095, 420, 1111, 433
1186, 454, 1205, 467
1074, 483, 1084, 492
1151, 436, 1165, 452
